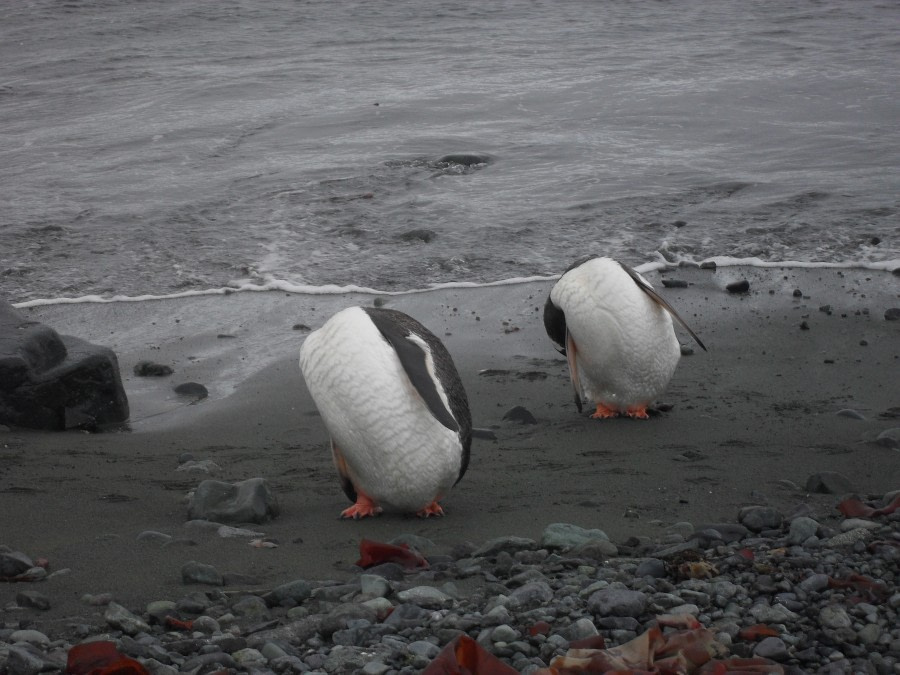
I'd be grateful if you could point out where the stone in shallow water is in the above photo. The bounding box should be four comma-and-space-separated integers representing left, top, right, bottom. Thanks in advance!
437, 153, 492, 167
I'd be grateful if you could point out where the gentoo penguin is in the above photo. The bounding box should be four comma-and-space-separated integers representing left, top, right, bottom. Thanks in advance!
299, 306, 472, 518
543, 256, 706, 419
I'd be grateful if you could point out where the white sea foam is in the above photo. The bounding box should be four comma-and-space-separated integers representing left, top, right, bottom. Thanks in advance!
13, 256, 897, 309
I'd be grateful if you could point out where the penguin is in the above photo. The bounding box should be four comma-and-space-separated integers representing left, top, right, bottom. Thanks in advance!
543, 256, 706, 419
299, 306, 472, 518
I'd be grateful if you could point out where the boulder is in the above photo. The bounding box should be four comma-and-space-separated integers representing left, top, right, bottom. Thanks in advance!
0, 300, 129, 430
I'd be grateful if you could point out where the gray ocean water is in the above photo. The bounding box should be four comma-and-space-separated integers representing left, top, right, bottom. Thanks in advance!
2, 0, 898, 304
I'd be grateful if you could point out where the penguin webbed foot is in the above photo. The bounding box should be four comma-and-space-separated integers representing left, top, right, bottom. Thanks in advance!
625, 405, 650, 420
590, 403, 620, 419
340, 492, 383, 519
416, 501, 445, 518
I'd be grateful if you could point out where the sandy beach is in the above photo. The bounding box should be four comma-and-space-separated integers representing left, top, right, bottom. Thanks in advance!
2, 264, 898, 636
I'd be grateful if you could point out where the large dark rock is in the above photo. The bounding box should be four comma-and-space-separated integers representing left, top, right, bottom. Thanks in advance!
0, 300, 129, 430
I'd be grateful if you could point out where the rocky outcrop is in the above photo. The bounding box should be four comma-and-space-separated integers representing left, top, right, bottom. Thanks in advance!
0, 299, 129, 430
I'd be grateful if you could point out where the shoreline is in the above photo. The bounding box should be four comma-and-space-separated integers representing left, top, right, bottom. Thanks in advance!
2, 264, 898, 635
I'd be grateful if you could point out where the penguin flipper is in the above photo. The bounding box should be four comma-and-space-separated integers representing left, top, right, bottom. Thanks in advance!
618, 262, 708, 352
366, 311, 459, 432
566, 330, 583, 413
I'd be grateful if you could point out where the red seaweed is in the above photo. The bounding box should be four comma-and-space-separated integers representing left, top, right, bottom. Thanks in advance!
356, 538, 429, 570
66, 640, 150, 675
422, 634, 519, 674
838, 494, 900, 518
827, 573, 890, 602
737, 624, 779, 641
164, 616, 194, 631
531, 615, 784, 675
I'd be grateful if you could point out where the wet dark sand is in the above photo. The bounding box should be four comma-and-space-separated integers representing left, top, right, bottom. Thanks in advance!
2, 264, 898, 634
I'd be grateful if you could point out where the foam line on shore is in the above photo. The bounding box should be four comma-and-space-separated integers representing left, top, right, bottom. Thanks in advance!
13, 256, 898, 309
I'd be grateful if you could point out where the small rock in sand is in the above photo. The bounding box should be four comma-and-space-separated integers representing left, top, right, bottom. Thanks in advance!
187, 477, 280, 524
133, 361, 173, 377
181, 560, 224, 586
502, 406, 537, 425
174, 382, 208, 399
805, 471, 854, 494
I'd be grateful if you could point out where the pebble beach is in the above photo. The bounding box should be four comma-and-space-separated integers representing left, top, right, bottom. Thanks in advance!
2, 264, 899, 673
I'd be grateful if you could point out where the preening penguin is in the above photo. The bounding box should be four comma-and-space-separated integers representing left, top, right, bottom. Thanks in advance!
544, 256, 706, 419
299, 306, 472, 518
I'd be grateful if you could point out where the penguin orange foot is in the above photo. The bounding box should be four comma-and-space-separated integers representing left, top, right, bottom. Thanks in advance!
625, 405, 650, 419
416, 501, 445, 518
590, 403, 620, 419
340, 491, 383, 519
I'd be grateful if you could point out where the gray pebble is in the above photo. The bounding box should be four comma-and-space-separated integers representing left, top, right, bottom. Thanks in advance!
181, 560, 224, 586
788, 516, 819, 544
805, 471, 855, 494
395, 586, 454, 609
754, 636, 790, 661
104, 601, 152, 635
15, 590, 51, 610
739, 505, 784, 532
587, 588, 647, 617
635, 558, 667, 578
819, 605, 853, 629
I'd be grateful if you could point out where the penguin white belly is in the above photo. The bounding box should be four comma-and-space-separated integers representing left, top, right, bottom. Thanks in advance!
299, 307, 461, 512
551, 259, 680, 409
